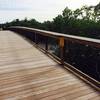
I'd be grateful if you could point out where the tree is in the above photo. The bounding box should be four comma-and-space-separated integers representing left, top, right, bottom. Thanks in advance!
63, 7, 73, 19
53, 15, 64, 32
4, 3, 100, 39
94, 2, 100, 21
73, 8, 82, 19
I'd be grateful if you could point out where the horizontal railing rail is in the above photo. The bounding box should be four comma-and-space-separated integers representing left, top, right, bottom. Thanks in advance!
8, 26, 100, 90
9, 26, 100, 48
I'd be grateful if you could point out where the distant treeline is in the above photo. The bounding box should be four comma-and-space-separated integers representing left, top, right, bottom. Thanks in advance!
2, 2, 100, 39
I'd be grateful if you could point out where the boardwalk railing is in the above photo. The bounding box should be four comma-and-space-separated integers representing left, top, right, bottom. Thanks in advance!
8, 26, 100, 90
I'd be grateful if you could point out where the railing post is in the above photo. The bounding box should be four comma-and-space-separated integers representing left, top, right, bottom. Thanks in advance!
35, 33, 38, 44
45, 36, 48, 52
59, 37, 65, 65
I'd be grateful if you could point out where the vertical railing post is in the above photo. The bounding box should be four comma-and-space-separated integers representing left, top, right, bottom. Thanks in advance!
35, 33, 37, 43
35, 33, 38, 44
59, 37, 65, 65
45, 36, 48, 53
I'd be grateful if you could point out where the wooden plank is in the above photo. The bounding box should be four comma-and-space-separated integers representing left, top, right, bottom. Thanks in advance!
0, 31, 99, 100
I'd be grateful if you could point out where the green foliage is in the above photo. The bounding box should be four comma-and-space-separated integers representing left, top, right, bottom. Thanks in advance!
3, 2, 100, 39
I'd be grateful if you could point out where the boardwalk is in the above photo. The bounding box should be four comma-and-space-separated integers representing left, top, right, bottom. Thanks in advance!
0, 31, 99, 100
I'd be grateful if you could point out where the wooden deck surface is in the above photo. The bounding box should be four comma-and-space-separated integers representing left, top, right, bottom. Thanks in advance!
0, 31, 99, 100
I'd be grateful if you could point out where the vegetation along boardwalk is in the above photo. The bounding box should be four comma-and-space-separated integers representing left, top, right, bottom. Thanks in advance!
0, 31, 99, 100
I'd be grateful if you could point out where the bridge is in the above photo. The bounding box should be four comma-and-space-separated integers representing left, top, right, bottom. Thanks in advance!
0, 27, 99, 99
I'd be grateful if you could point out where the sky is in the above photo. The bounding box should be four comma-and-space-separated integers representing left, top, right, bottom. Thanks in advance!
0, 0, 100, 23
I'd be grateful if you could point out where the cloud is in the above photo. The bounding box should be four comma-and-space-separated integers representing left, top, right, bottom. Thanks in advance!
0, 0, 32, 11
0, 0, 100, 23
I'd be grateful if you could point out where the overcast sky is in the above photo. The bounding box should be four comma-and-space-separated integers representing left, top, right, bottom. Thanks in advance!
0, 0, 99, 23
